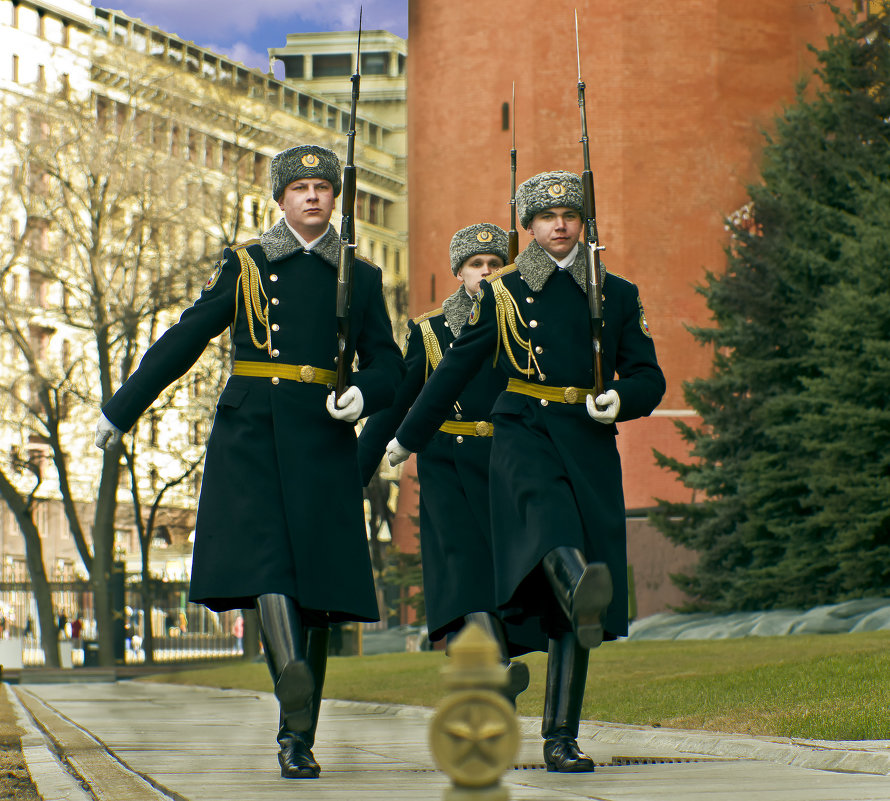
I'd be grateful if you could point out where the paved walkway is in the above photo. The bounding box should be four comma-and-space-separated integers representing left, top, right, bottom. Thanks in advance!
6, 678, 890, 801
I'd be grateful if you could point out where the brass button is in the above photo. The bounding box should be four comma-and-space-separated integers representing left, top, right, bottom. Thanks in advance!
270, 274, 279, 282
455, 413, 462, 421
475, 421, 491, 436
564, 387, 579, 404
540, 399, 549, 407
272, 323, 280, 332
535, 346, 543, 354
538, 374, 547, 382
529, 320, 538, 328
526, 296, 534, 303
271, 349, 280, 358
456, 435, 464, 444
271, 377, 280, 385
449, 343, 454, 348
300, 365, 316, 383
271, 297, 279, 305
444, 321, 449, 327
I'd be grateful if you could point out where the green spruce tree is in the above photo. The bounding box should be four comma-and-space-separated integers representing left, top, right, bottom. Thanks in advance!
652, 6, 890, 612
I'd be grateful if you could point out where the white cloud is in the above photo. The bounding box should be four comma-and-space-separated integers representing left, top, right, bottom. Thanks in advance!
203, 41, 271, 72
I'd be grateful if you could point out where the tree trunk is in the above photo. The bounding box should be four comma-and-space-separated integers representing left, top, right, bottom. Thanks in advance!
92, 448, 123, 666
0, 470, 59, 667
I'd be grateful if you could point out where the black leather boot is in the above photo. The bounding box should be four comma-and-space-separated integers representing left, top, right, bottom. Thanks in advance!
463, 612, 530, 706
256, 594, 314, 732
542, 547, 613, 649
542, 632, 594, 772
277, 626, 329, 779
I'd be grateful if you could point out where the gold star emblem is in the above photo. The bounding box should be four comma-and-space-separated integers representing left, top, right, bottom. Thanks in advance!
430, 691, 519, 788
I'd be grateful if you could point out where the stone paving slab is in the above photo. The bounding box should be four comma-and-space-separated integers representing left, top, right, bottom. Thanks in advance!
8, 681, 890, 801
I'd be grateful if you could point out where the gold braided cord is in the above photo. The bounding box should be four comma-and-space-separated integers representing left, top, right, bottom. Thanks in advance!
490, 277, 536, 377
419, 319, 444, 381
233, 248, 272, 355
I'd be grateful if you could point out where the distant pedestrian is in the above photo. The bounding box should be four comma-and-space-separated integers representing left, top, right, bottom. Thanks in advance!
232, 614, 244, 651
70, 617, 83, 649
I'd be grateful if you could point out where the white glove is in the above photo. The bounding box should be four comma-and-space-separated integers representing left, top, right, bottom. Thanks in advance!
385, 437, 411, 467
95, 413, 123, 450
586, 389, 620, 424
326, 386, 364, 423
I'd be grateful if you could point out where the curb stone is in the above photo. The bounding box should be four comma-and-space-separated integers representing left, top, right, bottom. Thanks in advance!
327, 698, 890, 776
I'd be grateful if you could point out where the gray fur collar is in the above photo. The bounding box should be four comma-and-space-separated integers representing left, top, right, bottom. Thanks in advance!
441, 287, 474, 338
514, 239, 605, 294
260, 220, 340, 267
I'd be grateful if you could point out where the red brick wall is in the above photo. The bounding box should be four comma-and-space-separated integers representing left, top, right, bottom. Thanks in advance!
405, 0, 851, 614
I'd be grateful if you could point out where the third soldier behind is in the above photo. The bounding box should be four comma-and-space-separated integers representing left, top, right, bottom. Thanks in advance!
386, 171, 665, 772
358, 223, 530, 703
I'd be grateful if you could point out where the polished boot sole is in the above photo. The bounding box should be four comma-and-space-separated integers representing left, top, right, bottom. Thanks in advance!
572, 562, 613, 649
503, 660, 530, 705
275, 661, 315, 731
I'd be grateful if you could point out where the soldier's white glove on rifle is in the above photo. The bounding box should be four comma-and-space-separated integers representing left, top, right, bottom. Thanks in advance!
326, 387, 364, 423
95, 413, 123, 450
385, 438, 411, 467
587, 389, 620, 424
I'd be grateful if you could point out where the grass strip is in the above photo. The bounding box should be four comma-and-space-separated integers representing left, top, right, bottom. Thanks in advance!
139, 630, 890, 741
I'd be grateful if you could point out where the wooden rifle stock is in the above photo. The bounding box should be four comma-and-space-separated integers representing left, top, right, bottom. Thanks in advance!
575, 12, 605, 401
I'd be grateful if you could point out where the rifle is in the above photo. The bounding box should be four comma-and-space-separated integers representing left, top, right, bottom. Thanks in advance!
335, 11, 363, 398
507, 82, 519, 264
575, 11, 605, 402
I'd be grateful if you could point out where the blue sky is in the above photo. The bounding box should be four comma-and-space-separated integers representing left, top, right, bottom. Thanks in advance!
93, 1, 408, 74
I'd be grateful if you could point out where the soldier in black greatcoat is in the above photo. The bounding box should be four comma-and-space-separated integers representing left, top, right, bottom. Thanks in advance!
95, 145, 404, 779
386, 171, 665, 772
358, 223, 529, 703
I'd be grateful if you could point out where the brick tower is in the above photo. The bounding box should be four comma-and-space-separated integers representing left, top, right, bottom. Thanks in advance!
394, 0, 855, 616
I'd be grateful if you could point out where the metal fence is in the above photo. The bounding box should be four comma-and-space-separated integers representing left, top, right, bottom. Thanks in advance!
0, 579, 245, 667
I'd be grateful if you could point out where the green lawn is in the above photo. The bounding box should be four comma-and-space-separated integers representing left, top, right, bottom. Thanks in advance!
140, 630, 890, 741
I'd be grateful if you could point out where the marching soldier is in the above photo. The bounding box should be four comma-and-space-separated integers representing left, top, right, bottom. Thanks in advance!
386, 171, 665, 772
95, 144, 404, 779
358, 223, 529, 703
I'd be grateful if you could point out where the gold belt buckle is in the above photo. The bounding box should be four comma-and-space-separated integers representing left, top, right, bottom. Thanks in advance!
300, 365, 316, 383
474, 421, 491, 437
564, 386, 579, 404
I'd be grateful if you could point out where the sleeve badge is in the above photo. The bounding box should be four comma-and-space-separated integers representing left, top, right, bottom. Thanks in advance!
467, 286, 483, 326
638, 296, 652, 338
204, 262, 222, 292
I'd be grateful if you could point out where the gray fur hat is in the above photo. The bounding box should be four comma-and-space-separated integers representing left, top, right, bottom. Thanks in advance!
270, 145, 342, 200
449, 223, 509, 275
516, 170, 584, 228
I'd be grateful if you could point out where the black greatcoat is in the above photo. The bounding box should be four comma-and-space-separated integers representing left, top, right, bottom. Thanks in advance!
102, 221, 405, 620
395, 241, 665, 640
357, 288, 507, 641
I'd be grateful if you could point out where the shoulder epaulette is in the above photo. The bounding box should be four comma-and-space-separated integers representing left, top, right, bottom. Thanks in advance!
609, 271, 632, 285
488, 262, 519, 282
231, 239, 261, 252
357, 254, 384, 272
412, 307, 444, 325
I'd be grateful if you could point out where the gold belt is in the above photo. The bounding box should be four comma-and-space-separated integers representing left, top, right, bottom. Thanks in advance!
232, 360, 337, 386
506, 377, 594, 405
439, 420, 494, 437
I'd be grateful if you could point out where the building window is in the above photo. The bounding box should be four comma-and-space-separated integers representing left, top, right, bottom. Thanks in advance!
313, 53, 351, 77
12, 55, 19, 84
281, 55, 304, 79
361, 52, 389, 75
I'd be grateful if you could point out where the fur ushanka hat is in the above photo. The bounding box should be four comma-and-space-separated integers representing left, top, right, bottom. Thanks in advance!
449, 223, 509, 275
516, 170, 584, 228
271, 145, 342, 200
